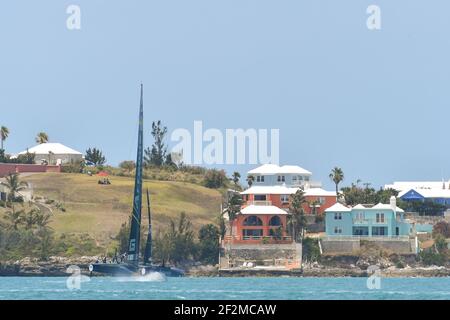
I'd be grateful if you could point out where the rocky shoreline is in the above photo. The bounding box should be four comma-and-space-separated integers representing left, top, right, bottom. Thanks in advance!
1, 257, 450, 278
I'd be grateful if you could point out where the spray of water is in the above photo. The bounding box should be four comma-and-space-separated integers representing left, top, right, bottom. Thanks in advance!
115, 272, 167, 282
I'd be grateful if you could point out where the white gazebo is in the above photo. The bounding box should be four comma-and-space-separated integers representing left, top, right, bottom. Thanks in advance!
17, 143, 83, 165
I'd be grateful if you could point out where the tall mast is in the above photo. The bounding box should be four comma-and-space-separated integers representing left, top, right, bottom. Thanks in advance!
127, 84, 144, 265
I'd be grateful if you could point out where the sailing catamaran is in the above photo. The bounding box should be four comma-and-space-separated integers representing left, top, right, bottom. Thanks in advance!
89, 84, 184, 277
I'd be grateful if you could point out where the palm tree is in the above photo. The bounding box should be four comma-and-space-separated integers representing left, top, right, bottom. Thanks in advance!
2, 173, 28, 202
329, 167, 344, 202
4, 207, 24, 230
223, 192, 243, 239
288, 189, 308, 242
231, 171, 241, 189
35, 132, 49, 144
1, 126, 9, 150
246, 175, 255, 188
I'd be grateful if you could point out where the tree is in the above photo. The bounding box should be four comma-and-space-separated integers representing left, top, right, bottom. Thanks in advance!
119, 160, 136, 172
16, 151, 35, 164
329, 167, 344, 202
231, 172, 241, 189
35, 132, 49, 144
167, 212, 195, 265
197, 224, 220, 265
433, 221, 450, 239
246, 175, 255, 188
115, 222, 130, 254
1, 126, 9, 150
223, 192, 243, 238
153, 231, 172, 267
1, 173, 28, 202
144, 121, 168, 167
204, 169, 227, 189
4, 207, 24, 230
85, 148, 106, 166
288, 189, 307, 242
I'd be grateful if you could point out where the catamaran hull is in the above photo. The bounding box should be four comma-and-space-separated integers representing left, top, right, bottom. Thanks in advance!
89, 263, 184, 277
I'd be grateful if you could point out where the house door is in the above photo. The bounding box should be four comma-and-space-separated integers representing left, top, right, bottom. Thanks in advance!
396, 227, 399, 236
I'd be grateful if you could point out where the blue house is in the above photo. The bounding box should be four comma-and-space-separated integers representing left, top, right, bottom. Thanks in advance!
399, 188, 450, 207
325, 198, 414, 238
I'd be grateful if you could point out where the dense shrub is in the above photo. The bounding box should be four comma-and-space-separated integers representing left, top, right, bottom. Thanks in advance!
204, 169, 227, 189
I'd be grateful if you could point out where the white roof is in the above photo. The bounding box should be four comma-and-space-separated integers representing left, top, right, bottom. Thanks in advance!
352, 204, 366, 209
248, 164, 312, 175
304, 188, 336, 197
398, 188, 450, 199
371, 203, 405, 213
325, 203, 352, 212
18, 143, 82, 155
385, 181, 450, 192
241, 185, 299, 195
241, 205, 288, 215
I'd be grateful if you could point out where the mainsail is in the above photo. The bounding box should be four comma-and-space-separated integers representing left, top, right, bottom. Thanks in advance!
143, 188, 152, 265
127, 84, 144, 265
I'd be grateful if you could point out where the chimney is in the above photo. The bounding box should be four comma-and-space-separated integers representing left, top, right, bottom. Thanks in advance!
390, 196, 397, 212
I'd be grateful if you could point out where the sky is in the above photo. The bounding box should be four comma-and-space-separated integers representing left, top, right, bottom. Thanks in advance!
1, 1, 450, 190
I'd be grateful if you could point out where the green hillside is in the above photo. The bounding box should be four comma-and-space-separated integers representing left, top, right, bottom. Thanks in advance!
8, 173, 222, 250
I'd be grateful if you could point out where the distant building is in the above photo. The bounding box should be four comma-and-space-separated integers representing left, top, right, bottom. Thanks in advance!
241, 186, 336, 215
325, 198, 414, 238
385, 181, 450, 208
16, 143, 83, 165
225, 205, 291, 244
248, 164, 321, 188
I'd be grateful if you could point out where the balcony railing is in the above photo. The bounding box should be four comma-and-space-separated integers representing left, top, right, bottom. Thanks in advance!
246, 200, 272, 206
324, 235, 410, 241
224, 235, 293, 243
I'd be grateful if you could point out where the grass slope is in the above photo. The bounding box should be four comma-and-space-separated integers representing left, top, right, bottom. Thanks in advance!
20, 173, 222, 248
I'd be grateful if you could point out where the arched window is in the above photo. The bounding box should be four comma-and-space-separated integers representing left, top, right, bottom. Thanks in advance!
243, 215, 263, 226
269, 215, 282, 226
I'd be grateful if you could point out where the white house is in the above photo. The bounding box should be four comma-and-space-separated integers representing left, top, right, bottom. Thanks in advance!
16, 143, 83, 165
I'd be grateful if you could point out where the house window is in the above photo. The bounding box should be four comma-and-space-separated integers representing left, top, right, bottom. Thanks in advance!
280, 194, 289, 203
243, 229, 263, 237
261, 176, 264, 182
334, 212, 342, 220
318, 197, 325, 205
254, 194, 267, 201
376, 213, 385, 223
372, 226, 387, 236
304, 176, 310, 181
256, 176, 261, 182
243, 216, 263, 226
277, 175, 285, 182
355, 212, 365, 221
269, 215, 282, 226
334, 227, 342, 234
298, 175, 303, 181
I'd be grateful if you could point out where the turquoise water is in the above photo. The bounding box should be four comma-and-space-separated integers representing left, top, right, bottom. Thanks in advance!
0, 276, 449, 300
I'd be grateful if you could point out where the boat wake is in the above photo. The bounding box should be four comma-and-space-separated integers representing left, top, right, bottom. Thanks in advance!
115, 272, 167, 282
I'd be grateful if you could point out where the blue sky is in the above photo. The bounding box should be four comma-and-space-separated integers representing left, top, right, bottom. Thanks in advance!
1, 1, 449, 189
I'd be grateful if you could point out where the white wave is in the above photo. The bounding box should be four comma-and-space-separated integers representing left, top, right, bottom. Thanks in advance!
115, 272, 167, 282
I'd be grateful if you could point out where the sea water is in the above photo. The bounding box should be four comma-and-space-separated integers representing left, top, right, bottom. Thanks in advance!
0, 276, 449, 300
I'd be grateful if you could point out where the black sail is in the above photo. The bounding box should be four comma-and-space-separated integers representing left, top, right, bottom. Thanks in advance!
127, 84, 144, 265
143, 188, 152, 265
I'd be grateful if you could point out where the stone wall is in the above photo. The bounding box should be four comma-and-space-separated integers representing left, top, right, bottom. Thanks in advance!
321, 239, 360, 254
220, 243, 301, 269
0, 163, 61, 177
321, 238, 415, 255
